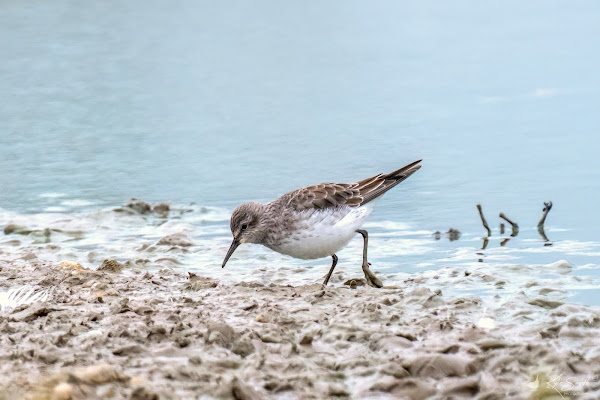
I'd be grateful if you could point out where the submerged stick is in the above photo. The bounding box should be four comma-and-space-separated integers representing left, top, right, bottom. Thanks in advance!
538, 226, 550, 242
538, 201, 553, 228
499, 212, 519, 237
477, 237, 488, 262
481, 237, 489, 250
476, 204, 492, 237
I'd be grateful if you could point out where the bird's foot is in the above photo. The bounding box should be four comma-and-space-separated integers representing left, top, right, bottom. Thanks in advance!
362, 262, 383, 288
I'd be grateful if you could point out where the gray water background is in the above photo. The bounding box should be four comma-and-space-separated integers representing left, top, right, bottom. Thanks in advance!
1, 1, 599, 302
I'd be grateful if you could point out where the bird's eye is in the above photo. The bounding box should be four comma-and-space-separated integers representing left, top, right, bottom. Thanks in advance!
241, 224, 248, 231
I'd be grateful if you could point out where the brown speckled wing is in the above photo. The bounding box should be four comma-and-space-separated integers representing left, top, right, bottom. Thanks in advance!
283, 159, 422, 211
286, 183, 361, 211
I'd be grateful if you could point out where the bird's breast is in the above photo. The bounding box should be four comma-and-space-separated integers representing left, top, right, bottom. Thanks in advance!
266, 205, 374, 260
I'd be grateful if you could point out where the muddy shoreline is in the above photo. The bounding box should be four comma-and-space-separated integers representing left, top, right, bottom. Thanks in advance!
0, 256, 599, 400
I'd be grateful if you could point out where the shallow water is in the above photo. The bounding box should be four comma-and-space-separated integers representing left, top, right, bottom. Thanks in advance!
1, 2, 599, 303
1, 203, 598, 310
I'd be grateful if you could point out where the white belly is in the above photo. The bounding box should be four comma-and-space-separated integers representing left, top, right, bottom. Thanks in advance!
271, 204, 375, 260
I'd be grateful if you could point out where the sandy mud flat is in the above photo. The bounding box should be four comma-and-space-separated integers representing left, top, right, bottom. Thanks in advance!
0, 258, 599, 400
0, 202, 599, 399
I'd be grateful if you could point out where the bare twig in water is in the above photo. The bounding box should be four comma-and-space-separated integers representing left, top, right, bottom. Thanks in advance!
476, 204, 492, 237
500, 223, 505, 235
500, 238, 511, 247
537, 201, 553, 243
499, 212, 519, 237
538, 201, 553, 228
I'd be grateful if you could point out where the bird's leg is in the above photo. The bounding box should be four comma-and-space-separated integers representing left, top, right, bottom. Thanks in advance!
322, 254, 338, 288
356, 229, 383, 288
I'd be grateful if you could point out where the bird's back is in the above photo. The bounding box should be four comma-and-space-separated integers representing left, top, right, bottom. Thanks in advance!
261, 159, 422, 259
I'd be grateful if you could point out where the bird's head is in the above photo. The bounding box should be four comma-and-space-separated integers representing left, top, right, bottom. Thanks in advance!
222, 202, 266, 268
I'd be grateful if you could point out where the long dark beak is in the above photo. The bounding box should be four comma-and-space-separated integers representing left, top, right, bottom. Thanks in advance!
222, 238, 240, 268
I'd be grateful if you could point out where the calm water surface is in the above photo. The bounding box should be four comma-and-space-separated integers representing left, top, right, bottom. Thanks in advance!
1, 1, 599, 303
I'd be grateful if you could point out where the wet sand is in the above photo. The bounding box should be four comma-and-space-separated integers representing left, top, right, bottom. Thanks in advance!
1, 257, 600, 399
1, 202, 600, 399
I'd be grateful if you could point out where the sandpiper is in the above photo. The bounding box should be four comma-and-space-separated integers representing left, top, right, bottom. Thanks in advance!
222, 159, 422, 288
